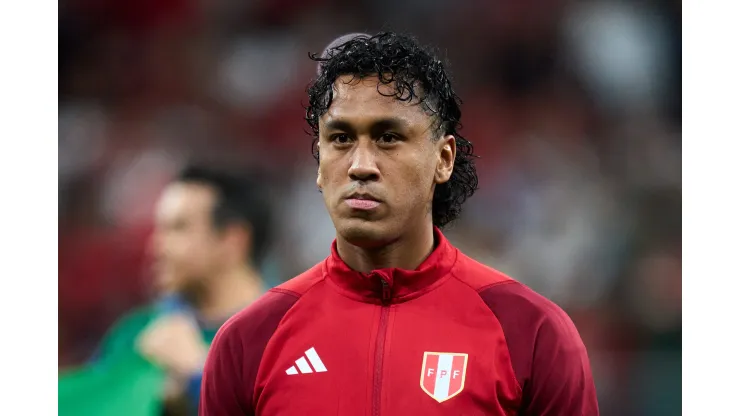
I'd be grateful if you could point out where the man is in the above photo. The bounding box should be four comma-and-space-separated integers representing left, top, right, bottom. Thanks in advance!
59, 165, 273, 416
200, 32, 599, 415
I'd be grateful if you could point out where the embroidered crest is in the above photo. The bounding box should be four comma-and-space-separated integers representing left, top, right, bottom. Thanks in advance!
420, 352, 468, 403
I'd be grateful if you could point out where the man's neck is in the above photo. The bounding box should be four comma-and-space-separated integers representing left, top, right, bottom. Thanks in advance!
336, 223, 436, 273
194, 265, 264, 324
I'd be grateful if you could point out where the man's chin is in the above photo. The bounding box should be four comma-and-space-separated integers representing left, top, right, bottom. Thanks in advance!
335, 218, 396, 249
154, 275, 195, 297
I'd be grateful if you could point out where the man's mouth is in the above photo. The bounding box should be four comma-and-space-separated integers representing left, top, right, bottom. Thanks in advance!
345, 193, 381, 210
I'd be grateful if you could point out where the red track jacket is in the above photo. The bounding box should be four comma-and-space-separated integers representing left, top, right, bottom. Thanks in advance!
200, 228, 599, 415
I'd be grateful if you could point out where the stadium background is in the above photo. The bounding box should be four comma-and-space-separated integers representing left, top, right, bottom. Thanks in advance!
58, 0, 681, 414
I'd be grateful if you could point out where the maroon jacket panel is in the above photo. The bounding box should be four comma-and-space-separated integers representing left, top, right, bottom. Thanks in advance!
479, 281, 599, 415
200, 288, 301, 415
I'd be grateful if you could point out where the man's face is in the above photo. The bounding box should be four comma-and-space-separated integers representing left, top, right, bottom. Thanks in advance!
317, 75, 456, 247
150, 182, 226, 294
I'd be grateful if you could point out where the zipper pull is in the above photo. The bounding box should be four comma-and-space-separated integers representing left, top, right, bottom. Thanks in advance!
380, 278, 391, 304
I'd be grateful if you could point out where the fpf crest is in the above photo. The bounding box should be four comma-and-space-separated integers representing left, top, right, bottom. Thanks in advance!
420, 352, 468, 403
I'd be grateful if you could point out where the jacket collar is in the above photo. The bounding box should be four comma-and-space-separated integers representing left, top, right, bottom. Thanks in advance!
324, 227, 458, 304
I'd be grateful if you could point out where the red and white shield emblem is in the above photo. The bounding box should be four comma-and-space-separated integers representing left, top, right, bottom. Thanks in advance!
420, 352, 468, 403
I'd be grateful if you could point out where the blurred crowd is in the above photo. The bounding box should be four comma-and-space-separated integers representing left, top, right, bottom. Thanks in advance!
59, 0, 681, 414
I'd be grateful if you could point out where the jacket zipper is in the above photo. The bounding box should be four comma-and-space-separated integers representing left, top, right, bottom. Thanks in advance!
372, 277, 392, 416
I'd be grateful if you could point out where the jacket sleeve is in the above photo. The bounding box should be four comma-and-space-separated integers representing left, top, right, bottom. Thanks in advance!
521, 307, 599, 415
199, 290, 300, 416
200, 318, 249, 415
479, 281, 599, 415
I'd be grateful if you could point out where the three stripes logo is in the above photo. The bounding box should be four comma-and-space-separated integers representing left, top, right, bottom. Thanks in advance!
285, 347, 328, 375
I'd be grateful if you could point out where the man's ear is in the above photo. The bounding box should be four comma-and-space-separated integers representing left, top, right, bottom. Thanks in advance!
434, 135, 456, 184
316, 142, 323, 191
222, 222, 252, 261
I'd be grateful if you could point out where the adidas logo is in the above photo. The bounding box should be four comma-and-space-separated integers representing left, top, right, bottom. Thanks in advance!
285, 347, 327, 375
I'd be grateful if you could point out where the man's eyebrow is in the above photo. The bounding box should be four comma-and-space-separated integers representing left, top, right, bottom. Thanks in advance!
371, 117, 409, 131
323, 119, 354, 132
323, 117, 410, 132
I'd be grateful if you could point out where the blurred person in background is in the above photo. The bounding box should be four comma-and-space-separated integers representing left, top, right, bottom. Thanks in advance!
59, 165, 273, 416
200, 32, 597, 415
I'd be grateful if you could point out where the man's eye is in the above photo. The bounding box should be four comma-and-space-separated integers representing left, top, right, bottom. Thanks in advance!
379, 133, 398, 143
331, 134, 351, 144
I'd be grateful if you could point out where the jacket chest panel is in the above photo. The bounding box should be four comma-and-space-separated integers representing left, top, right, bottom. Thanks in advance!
254, 295, 519, 415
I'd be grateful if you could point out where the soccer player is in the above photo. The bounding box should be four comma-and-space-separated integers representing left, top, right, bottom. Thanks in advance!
200, 32, 599, 415
59, 165, 273, 416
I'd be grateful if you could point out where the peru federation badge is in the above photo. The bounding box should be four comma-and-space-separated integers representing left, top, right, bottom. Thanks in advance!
420, 352, 469, 403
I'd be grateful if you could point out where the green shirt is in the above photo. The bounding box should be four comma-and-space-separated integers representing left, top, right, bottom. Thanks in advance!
58, 306, 219, 416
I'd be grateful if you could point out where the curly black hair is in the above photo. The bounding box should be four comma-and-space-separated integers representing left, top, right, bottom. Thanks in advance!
305, 32, 479, 228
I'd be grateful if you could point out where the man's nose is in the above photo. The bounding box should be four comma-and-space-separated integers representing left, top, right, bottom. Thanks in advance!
348, 142, 380, 182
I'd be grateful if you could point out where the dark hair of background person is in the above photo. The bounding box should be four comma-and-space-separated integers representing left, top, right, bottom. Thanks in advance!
304, 32, 479, 228
178, 165, 273, 267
